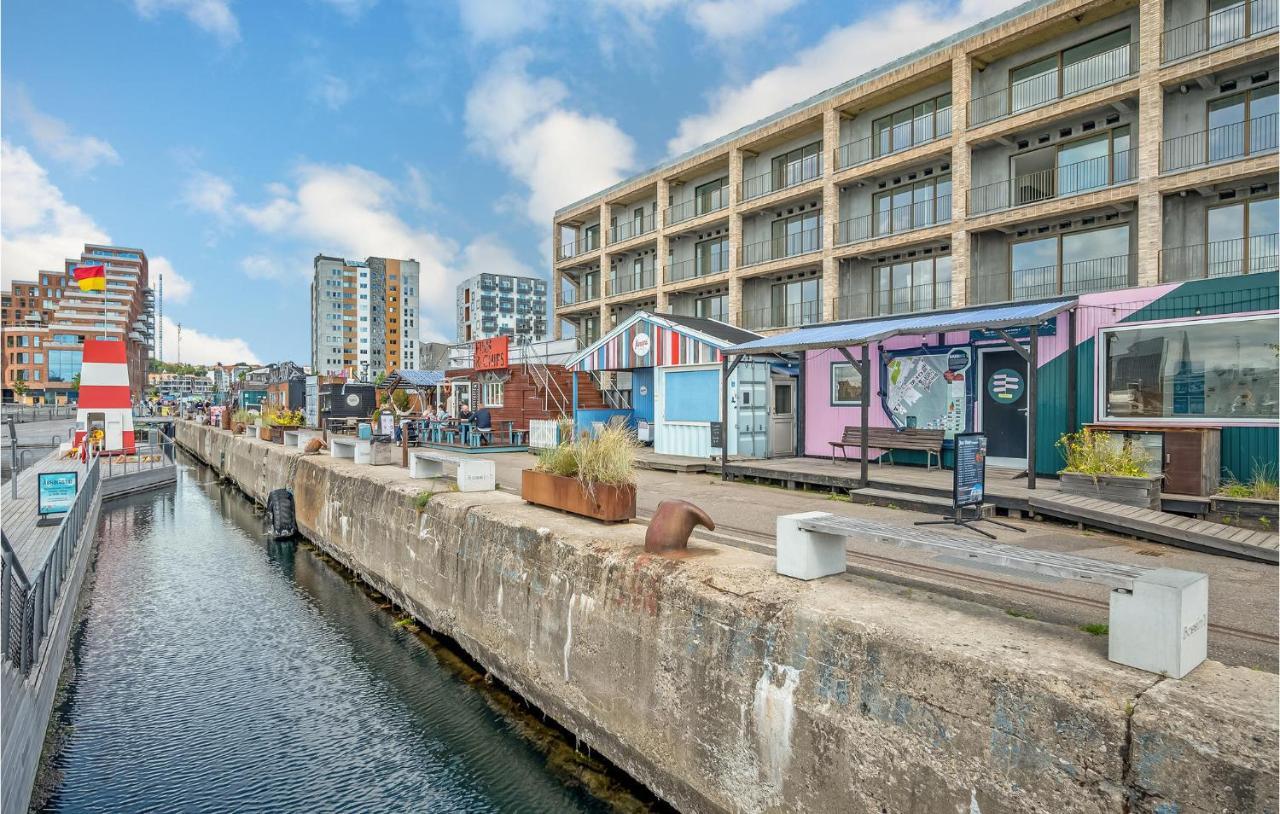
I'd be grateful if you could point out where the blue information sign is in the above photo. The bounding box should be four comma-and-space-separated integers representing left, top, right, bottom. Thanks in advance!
38, 471, 78, 517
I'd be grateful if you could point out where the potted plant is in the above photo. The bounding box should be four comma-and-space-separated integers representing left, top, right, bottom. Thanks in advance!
261, 407, 304, 443
1056, 429, 1162, 510
521, 419, 637, 522
1210, 466, 1279, 530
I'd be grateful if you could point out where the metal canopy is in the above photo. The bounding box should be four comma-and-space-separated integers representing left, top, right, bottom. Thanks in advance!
723, 299, 1075, 356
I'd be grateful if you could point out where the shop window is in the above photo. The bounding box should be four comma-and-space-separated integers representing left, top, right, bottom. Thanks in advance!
1101, 314, 1279, 421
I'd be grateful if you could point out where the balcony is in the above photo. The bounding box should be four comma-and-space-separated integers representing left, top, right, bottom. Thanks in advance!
1159, 234, 1278, 281
1162, 0, 1277, 62
1161, 113, 1278, 173
666, 256, 729, 284
609, 213, 657, 244
607, 266, 656, 296
968, 149, 1136, 216
836, 195, 952, 246
968, 253, 1135, 304
739, 156, 823, 203
739, 300, 823, 331
555, 282, 600, 307
835, 109, 953, 171
739, 228, 822, 268
557, 234, 600, 262
968, 41, 1138, 127
665, 189, 729, 226
834, 281, 953, 320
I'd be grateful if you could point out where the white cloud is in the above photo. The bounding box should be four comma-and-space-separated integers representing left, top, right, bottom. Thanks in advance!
310, 74, 352, 110
0, 140, 111, 277
668, 0, 1025, 155
686, 0, 804, 42
132, 0, 240, 45
10, 90, 121, 174
465, 50, 636, 223
239, 253, 301, 282
160, 315, 261, 365
183, 170, 235, 216
151, 256, 193, 304
458, 235, 537, 279
456, 0, 550, 42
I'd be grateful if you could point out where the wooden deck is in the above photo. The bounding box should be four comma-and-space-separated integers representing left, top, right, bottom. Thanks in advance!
3, 449, 88, 569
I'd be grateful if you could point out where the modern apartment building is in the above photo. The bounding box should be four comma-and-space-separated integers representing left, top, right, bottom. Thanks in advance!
552, 0, 1278, 340
2, 245, 154, 402
455, 273, 549, 344
310, 254, 420, 379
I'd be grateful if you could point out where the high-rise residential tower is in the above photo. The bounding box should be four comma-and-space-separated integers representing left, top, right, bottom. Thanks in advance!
310, 254, 419, 379
455, 273, 548, 344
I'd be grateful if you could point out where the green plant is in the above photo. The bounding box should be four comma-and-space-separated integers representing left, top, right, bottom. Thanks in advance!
1079, 623, 1109, 636
232, 408, 254, 425
534, 417, 636, 488
1056, 429, 1150, 478
391, 389, 410, 412
414, 491, 435, 511
1217, 464, 1279, 501
11, 379, 28, 398
1005, 608, 1035, 619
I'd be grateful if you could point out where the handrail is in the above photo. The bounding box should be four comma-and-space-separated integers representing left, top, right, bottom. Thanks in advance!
557, 234, 601, 262
739, 301, 823, 331
968, 41, 1137, 127
835, 194, 952, 245
968, 149, 1136, 216
966, 254, 1134, 304
665, 190, 728, 226
609, 213, 657, 244
1161, 113, 1278, 173
739, 227, 823, 268
1159, 234, 1279, 282
739, 155, 823, 202
1162, 0, 1277, 62
835, 108, 953, 170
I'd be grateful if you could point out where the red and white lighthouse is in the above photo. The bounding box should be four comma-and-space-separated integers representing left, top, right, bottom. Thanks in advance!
74, 338, 136, 454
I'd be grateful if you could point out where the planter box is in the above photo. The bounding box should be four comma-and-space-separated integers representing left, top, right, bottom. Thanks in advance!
1058, 471, 1162, 510
521, 469, 636, 523
1209, 495, 1279, 530
260, 424, 302, 444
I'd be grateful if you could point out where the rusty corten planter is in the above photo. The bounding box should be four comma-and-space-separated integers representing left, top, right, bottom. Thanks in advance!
521, 469, 636, 523
262, 424, 300, 444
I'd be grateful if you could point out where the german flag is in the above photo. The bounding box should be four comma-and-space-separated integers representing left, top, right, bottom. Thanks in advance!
73, 264, 106, 291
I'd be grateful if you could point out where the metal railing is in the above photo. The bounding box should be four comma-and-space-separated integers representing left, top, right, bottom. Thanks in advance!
968, 41, 1138, 127
1162, 0, 1277, 62
968, 149, 1136, 215
1159, 234, 1279, 281
1161, 113, 1278, 173
102, 438, 176, 479
739, 155, 823, 202
665, 190, 728, 226
834, 282, 954, 320
739, 227, 823, 267
739, 301, 824, 331
556, 281, 600, 307
835, 109, 953, 170
836, 195, 952, 245
665, 256, 729, 283
2, 451, 100, 675
609, 213, 657, 244
966, 254, 1134, 304
606, 266, 656, 296
1, 404, 76, 423
557, 234, 600, 262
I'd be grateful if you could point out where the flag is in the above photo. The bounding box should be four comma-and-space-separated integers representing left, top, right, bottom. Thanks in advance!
74, 264, 106, 292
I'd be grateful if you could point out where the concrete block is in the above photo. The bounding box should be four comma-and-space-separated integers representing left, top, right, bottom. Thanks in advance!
353, 440, 372, 465
408, 451, 494, 492
1108, 567, 1208, 678
283, 430, 300, 448
776, 511, 847, 580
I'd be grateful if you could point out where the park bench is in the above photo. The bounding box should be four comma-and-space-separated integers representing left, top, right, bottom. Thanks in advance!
409, 449, 495, 492
329, 437, 371, 465
830, 426, 944, 470
775, 511, 1207, 678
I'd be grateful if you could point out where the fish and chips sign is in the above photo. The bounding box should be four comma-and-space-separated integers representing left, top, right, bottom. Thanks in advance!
475, 336, 509, 371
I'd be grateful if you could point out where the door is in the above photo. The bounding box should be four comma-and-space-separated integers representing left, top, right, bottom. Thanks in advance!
980, 348, 1029, 463
105, 415, 124, 450
735, 362, 768, 458
769, 379, 795, 457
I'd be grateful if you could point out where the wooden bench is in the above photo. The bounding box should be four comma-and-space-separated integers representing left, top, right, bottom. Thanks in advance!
409, 449, 495, 492
329, 437, 371, 464
829, 426, 944, 469
775, 511, 1207, 678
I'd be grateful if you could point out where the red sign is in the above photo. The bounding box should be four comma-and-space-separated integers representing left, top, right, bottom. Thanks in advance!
475, 336, 509, 371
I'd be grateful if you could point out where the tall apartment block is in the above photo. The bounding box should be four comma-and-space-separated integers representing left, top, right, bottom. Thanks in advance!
2, 245, 154, 402
310, 254, 420, 379
552, 0, 1278, 343
455, 273, 548, 344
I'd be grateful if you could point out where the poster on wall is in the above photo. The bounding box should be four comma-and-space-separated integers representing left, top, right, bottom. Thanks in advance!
883, 347, 971, 439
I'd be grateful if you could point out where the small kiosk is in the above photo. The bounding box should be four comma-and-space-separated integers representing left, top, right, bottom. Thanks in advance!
73, 338, 136, 454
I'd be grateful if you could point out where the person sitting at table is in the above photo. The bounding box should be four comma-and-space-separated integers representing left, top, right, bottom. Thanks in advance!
473, 406, 492, 446
458, 402, 473, 445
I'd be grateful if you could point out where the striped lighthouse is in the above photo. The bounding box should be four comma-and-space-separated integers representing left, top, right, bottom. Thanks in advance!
74, 339, 136, 454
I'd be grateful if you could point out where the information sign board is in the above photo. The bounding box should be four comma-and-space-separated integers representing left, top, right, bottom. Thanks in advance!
953, 433, 986, 509
38, 471, 79, 519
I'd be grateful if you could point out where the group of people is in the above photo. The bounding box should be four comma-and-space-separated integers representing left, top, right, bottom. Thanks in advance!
418, 395, 493, 446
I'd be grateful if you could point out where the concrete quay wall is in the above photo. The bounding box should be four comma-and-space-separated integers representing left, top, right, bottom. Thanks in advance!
175, 422, 1278, 814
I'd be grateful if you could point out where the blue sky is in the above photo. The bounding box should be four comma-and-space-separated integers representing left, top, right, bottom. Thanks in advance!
1, 0, 1017, 366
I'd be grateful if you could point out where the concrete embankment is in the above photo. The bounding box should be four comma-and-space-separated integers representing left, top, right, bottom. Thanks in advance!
176, 422, 1278, 814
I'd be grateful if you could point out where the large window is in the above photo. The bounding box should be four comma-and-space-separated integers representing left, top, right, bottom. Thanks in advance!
771, 141, 822, 188
1011, 224, 1130, 299
872, 176, 951, 237
695, 236, 729, 276
872, 93, 953, 157
48, 349, 82, 382
874, 255, 952, 315
1102, 314, 1279, 421
1205, 198, 1279, 278
695, 293, 727, 322
769, 211, 822, 258
1009, 28, 1132, 112
769, 278, 821, 327
694, 177, 728, 215
1207, 84, 1278, 162
482, 381, 504, 408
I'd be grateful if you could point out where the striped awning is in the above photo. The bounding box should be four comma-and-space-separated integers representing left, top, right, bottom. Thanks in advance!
566, 311, 757, 372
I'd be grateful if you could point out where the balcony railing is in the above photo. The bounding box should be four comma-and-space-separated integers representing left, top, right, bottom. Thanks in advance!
834, 281, 953, 320
968, 149, 1136, 216
739, 300, 823, 330
607, 266, 656, 296
739, 227, 823, 268
1162, 0, 1277, 62
555, 282, 600, 307
557, 234, 600, 261
968, 41, 1138, 127
835, 109, 953, 171
739, 155, 823, 202
609, 213, 657, 244
967, 253, 1135, 304
1161, 113, 1278, 173
835, 195, 952, 245
665, 189, 729, 226
666, 257, 729, 283
1159, 234, 1279, 281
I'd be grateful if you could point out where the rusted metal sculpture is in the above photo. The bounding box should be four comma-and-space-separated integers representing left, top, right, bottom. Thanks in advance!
645, 499, 714, 553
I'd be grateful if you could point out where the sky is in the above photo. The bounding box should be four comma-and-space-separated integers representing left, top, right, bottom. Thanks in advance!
1, 0, 1024, 367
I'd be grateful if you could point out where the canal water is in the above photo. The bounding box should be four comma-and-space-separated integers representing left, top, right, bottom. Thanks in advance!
41, 458, 662, 813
